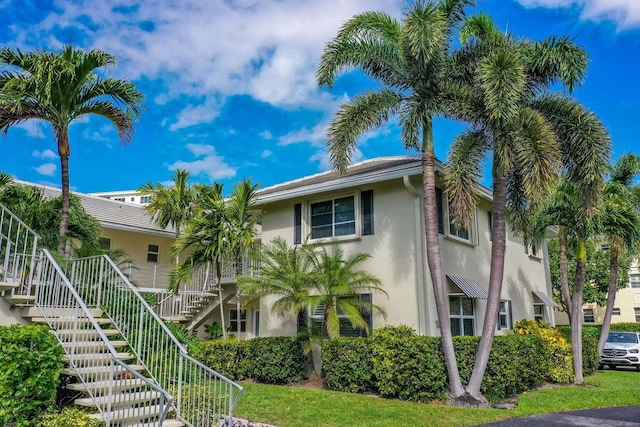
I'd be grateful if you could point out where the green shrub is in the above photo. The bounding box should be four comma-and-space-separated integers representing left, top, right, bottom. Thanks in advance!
197, 339, 251, 381
0, 324, 64, 427
168, 383, 230, 426
248, 337, 305, 384
555, 326, 605, 375
373, 325, 417, 339
582, 337, 600, 375
35, 408, 104, 427
322, 338, 374, 393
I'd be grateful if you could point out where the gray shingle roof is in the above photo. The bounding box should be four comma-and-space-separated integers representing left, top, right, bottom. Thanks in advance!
17, 181, 175, 237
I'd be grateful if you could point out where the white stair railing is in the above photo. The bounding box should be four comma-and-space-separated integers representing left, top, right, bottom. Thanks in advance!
69, 255, 243, 427
35, 249, 173, 426
0, 202, 39, 298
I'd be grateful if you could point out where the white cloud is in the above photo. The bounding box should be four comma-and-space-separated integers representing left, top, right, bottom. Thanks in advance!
261, 149, 272, 158
310, 147, 363, 171
168, 143, 236, 181
32, 149, 57, 160
259, 130, 272, 140
28, 0, 402, 111
35, 163, 57, 176
170, 97, 222, 131
517, 0, 640, 29
16, 121, 46, 138
279, 123, 327, 147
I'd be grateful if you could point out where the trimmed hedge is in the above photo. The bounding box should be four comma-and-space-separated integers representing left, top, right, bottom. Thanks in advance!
555, 326, 605, 375
557, 323, 640, 340
322, 325, 578, 403
0, 324, 64, 427
195, 336, 305, 384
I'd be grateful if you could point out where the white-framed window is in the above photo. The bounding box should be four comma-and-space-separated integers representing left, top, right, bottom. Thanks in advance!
130, 197, 135, 202
583, 308, 595, 323
612, 308, 621, 316
253, 310, 260, 337
140, 195, 152, 204
147, 244, 159, 263
533, 304, 545, 323
310, 195, 356, 239
449, 295, 475, 336
635, 308, 640, 322
298, 294, 373, 337
525, 243, 542, 258
497, 300, 512, 330
630, 274, 640, 288
229, 309, 246, 333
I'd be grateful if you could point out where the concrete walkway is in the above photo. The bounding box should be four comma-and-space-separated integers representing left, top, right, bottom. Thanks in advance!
477, 406, 640, 426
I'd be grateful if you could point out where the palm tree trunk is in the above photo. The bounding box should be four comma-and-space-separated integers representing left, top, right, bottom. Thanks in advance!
216, 258, 227, 340
466, 172, 506, 399
57, 153, 71, 255
598, 244, 619, 353
420, 120, 464, 398
558, 226, 572, 322
570, 236, 586, 385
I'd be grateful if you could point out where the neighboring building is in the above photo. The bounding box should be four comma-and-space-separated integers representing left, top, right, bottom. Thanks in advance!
556, 259, 640, 325
90, 189, 153, 205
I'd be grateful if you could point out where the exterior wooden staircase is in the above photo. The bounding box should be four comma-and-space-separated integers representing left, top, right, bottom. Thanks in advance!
0, 202, 243, 426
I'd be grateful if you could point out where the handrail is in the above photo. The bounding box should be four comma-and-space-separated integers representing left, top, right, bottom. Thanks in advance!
68, 254, 244, 427
36, 249, 173, 425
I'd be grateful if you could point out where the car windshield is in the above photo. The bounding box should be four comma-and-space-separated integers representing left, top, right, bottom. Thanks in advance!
607, 332, 639, 343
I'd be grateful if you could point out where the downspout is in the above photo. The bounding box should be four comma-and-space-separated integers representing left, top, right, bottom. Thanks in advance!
403, 175, 429, 335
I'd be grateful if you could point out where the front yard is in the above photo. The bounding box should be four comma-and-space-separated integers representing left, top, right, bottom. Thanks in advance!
234, 370, 640, 427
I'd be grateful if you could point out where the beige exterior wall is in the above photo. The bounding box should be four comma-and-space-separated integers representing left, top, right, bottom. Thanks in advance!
100, 228, 176, 290
256, 174, 555, 338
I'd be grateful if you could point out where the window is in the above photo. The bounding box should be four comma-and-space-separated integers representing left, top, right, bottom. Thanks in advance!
254, 310, 260, 337
630, 274, 640, 288
229, 309, 246, 333
488, 211, 493, 241
114, 197, 125, 202
361, 190, 374, 236
449, 296, 475, 336
99, 237, 111, 251
297, 294, 373, 337
449, 216, 470, 241
442, 192, 471, 242
497, 300, 512, 330
635, 308, 640, 322
310, 196, 355, 239
140, 195, 152, 204
294, 203, 302, 244
533, 304, 545, 323
613, 308, 621, 316
583, 308, 595, 323
130, 197, 135, 202
435, 188, 444, 234
147, 244, 159, 263
525, 243, 542, 258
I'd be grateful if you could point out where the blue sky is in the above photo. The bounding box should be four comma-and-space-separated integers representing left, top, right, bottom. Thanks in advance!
0, 0, 638, 193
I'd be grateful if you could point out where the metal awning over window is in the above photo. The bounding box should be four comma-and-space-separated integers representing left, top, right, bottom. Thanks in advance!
532, 290, 558, 308
447, 275, 488, 299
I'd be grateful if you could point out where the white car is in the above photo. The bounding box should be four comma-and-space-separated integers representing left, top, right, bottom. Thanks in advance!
600, 331, 640, 371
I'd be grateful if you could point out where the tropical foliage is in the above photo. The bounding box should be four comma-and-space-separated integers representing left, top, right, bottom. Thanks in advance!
0, 45, 143, 254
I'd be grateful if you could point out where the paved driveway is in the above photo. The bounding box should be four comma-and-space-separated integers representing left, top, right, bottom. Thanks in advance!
476, 406, 640, 426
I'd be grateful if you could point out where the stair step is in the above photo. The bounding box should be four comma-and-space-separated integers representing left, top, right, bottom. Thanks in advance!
22, 307, 103, 318
129, 419, 185, 427
33, 317, 113, 326
161, 316, 188, 322
61, 364, 145, 378
66, 378, 147, 394
53, 329, 120, 340
4, 294, 35, 305
63, 352, 134, 364
75, 390, 161, 408
61, 340, 129, 353
0, 281, 19, 292
88, 404, 164, 423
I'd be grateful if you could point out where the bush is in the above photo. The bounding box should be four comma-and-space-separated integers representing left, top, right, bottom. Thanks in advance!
197, 339, 251, 381
322, 338, 374, 393
35, 408, 104, 427
248, 337, 305, 384
0, 324, 64, 427
582, 337, 600, 375
555, 325, 605, 375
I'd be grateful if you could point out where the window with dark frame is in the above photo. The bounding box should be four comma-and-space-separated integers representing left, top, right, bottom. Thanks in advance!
229, 309, 246, 333
294, 203, 302, 244
147, 244, 159, 263
361, 190, 374, 236
497, 300, 512, 330
534, 304, 545, 322
297, 294, 373, 337
612, 308, 621, 316
99, 237, 112, 251
435, 188, 444, 234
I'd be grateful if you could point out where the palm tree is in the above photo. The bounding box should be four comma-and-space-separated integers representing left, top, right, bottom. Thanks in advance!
309, 245, 387, 339
443, 14, 597, 396
139, 169, 195, 240
597, 154, 640, 353
225, 178, 261, 339
0, 45, 144, 254
316, 0, 476, 399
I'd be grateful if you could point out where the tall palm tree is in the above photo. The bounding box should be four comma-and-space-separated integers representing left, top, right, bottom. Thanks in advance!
0, 45, 143, 254
597, 154, 640, 352
309, 245, 387, 339
443, 14, 597, 396
316, 0, 476, 399
139, 169, 195, 240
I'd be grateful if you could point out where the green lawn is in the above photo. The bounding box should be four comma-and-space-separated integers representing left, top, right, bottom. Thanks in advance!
234, 370, 640, 427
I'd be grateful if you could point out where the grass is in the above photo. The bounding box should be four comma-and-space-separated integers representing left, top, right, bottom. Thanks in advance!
234, 370, 640, 427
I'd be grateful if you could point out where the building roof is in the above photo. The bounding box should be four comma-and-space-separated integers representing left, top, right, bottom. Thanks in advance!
16, 180, 175, 238
256, 155, 493, 204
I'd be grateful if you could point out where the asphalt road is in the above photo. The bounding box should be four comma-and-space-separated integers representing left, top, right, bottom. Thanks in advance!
477, 406, 640, 426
